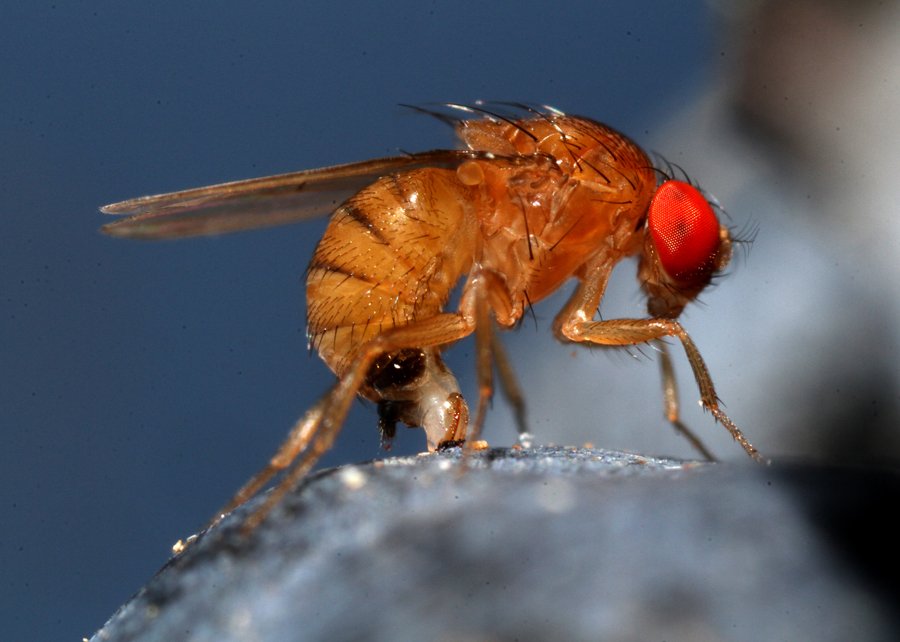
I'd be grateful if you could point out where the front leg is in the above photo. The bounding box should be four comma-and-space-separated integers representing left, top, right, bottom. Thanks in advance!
553, 266, 762, 462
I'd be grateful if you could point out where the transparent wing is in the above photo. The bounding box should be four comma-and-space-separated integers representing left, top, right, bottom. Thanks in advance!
100, 150, 474, 240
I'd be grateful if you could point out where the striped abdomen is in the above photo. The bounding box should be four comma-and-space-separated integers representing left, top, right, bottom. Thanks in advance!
306, 168, 478, 377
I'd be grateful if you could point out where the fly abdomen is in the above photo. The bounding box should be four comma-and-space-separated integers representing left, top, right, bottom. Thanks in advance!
306, 168, 478, 375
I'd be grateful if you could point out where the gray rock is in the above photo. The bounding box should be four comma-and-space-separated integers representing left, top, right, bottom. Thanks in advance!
89, 447, 899, 641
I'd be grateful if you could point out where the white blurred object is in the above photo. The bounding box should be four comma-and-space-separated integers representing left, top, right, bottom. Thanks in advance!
655, 0, 900, 460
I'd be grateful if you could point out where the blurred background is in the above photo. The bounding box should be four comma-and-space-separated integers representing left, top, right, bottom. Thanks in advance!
2, 1, 897, 639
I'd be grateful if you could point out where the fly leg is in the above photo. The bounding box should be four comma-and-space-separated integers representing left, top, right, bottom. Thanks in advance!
231, 312, 476, 534
559, 315, 761, 461
460, 268, 526, 446
491, 328, 529, 444
208, 393, 328, 531
469, 272, 493, 444
554, 262, 762, 462
656, 339, 716, 461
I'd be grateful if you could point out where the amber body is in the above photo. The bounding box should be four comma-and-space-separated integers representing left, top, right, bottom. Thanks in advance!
101, 106, 760, 532
307, 117, 659, 447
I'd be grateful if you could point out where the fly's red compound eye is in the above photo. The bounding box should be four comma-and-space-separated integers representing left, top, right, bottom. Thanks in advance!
648, 180, 721, 281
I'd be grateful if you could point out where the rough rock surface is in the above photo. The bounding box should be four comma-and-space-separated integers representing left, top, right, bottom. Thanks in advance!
89, 447, 899, 641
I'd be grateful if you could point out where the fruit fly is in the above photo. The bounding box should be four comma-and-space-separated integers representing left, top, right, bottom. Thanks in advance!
101, 103, 762, 531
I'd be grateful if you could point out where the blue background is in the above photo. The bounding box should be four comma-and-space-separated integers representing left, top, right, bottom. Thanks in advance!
3, 2, 899, 640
